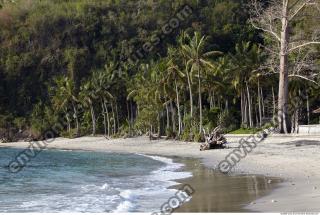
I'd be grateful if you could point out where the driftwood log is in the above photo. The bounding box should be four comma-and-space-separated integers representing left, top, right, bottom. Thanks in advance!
200, 126, 227, 151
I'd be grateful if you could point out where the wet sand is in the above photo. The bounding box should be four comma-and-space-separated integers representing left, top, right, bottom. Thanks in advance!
173, 157, 281, 212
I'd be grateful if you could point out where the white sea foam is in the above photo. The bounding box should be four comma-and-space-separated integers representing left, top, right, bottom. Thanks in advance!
1, 151, 192, 213
138, 154, 193, 185
109, 154, 193, 212
113, 200, 135, 212
113, 190, 137, 212
100, 183, 110, 190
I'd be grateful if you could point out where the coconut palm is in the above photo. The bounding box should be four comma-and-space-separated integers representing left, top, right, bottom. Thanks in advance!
79, 78, 97, 136
51, 76, 79, 136
166, 47, 186, 136
91, 70, 114, 137
229, 42, 262, 128
177, 32, 194, 118
181, 32, 222, 133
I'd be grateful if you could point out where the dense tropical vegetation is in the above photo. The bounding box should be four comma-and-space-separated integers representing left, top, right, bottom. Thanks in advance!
0, 0, 319, 142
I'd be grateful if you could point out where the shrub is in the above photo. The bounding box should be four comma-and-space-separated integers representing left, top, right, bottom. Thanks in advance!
218, 110, 237, 133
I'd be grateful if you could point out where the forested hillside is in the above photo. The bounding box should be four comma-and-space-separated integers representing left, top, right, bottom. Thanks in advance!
0, 0, 319, 141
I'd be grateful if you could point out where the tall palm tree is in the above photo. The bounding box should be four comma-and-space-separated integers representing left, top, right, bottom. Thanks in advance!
166, 47, 186, 136
181, 32, 222, 133
91, 70, 114, 137
80, 78, 97, 136
178, 32, 194, 118
229, 42, 262, 128
51, 76, 79, 136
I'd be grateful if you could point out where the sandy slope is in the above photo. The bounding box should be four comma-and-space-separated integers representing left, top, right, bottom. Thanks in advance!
1, 134, 320, 212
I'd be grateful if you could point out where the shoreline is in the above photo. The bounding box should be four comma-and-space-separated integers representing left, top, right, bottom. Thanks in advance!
1, 135, 320, 212
171, 157, 282, 212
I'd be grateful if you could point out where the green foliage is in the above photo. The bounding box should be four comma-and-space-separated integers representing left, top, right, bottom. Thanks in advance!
181, 128, 193, 142
1, 0, 319, 141
217, 110, 237, 133
13, 117, 27, 130
30, 102, 57, 138
165, 127, 176, 139
203, 107, 221, 130
193, 132, 204, 143
229, 127, 261, 134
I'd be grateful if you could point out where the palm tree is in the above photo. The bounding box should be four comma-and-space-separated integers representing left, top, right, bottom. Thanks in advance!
130, 63, 163, 137
178, 32, 194, 118
181, 32, 222, 133
166, 47, 186, 136
80, 78, 97, 136
91, 70, 114, 137
229, 42, 262, 128
202, 57, 226, 111
51, 76, 79, 136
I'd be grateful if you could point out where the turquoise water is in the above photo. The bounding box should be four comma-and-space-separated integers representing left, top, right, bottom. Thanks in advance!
0, 148, 191, 212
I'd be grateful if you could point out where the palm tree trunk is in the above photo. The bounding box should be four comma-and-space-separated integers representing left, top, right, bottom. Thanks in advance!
291, 111, 295, 133
170, 100, 176, 133
272, 86, 276, 122
149, 124, 153, 140
198, 68, 203, 133
244, 96, 248, 128
166, 102, 170, 130
295, 108, 299, 134
260, 87, 265, 118
241, 90, 244, 126
183, 99, 186, 130
257, 80, 262, 127
255, 105, 259, 128
130, 101, 134, 125
89, 103, 96, 136
175, 79, 182, 136
115, 103, 119, 133
72, 102, 79, 137
209, 91, 213, 109
111, 103, 116, 135
225, 99, 229, 112
306, 92, 310, 125
157, 112, 161, 137
102, 101, 107, 136
104, 101, 110, 137
246, 82, 253, 128
126, 101, 131, 136
186, 70, 193, 117
64, 110, 71, 134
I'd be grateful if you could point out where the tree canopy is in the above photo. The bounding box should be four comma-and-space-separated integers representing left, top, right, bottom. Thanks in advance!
0, 0, 319, 141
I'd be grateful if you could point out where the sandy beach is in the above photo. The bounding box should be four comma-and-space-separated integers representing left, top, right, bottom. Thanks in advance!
1, 134, 320, 212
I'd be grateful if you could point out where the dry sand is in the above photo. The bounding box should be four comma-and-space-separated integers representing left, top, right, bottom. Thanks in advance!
1, 134, 320, 212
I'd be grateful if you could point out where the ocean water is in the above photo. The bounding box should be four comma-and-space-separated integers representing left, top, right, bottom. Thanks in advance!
0, 148, 192, 212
